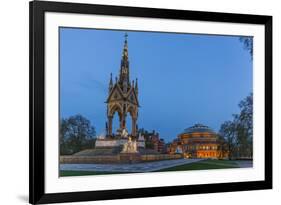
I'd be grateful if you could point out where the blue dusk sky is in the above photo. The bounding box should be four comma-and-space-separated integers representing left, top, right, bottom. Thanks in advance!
60, 27, 253, 142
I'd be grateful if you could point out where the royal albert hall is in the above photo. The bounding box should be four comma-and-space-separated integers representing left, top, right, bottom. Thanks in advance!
174, 124, 229, 159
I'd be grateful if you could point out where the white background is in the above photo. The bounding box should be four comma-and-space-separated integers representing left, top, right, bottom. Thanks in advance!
0, 0, 280, 204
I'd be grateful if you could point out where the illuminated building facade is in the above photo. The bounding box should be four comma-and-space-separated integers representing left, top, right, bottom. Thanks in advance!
169, 124, 228, 159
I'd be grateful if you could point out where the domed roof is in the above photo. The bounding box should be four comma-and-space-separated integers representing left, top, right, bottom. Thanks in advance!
183, 124, 215, 134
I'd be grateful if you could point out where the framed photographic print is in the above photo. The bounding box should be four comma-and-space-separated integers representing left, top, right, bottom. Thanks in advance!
29, 0, 272, 204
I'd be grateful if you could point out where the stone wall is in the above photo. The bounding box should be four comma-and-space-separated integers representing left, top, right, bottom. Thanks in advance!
60, 154, 182, 164
141, 154, 181, 161
60, 155, 119, 164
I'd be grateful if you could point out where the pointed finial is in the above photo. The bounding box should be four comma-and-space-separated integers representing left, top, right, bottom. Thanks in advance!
109, 73, 113, 92
122, 33, 129, 58
124, 33, 128, 41
124, 33, 128, 48
135, 78, 138, 95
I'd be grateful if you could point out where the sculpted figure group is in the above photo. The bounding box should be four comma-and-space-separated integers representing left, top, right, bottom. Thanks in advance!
121, 128, 138, 153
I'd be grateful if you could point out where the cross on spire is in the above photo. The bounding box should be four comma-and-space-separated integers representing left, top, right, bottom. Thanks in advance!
124, 33, 128, 41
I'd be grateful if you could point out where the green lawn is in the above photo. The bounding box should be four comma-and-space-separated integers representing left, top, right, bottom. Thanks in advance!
154, 159, 239, 172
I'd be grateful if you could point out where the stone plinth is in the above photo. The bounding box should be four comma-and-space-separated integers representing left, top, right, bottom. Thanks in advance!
119, 153, 141, 163
95, 138, 145, 148
60, 154, 182, 164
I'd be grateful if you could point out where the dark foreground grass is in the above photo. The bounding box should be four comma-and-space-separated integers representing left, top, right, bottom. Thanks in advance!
60, 170, 126, 177
154, 159, 239, 172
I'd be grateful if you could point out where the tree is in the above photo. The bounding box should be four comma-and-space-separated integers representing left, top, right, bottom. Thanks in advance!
219, 121, 238, 159
239, 37, 253, 59
219, 94, 253, 159
236, 93, 253, 158
60, 114, 96, 155
60, 118, 70, 155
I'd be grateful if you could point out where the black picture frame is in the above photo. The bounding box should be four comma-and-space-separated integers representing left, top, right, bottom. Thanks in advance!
29, 0, 272, 204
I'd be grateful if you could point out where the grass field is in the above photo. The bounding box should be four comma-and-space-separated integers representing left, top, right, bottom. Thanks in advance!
60, 159, 240, 177
154, 159, 239, 172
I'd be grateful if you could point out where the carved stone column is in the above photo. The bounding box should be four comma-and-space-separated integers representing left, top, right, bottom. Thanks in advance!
132, 117, 137, 137
120, 113, 126, 130
108, 116, 113, 136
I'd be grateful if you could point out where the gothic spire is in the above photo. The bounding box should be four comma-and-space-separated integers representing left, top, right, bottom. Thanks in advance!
119, 33, 130, 88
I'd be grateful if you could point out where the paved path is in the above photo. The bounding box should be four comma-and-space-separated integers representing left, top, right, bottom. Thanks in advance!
60, 159, 204, 173
235, 160, 253, 168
